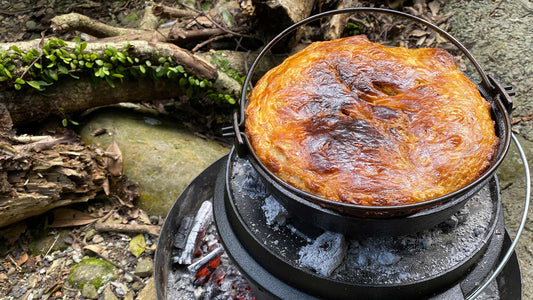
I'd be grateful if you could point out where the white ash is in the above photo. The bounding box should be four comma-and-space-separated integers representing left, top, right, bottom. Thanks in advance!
335, 185, 495, 285
231, 159, 269, 200
261, 195, 289, 227
299, 231, 347, 276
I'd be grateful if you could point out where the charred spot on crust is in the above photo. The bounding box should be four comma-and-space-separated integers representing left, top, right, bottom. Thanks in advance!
303, 115, 383, 174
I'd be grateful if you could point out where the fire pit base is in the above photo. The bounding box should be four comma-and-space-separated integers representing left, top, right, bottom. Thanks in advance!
155, 155, 522, 300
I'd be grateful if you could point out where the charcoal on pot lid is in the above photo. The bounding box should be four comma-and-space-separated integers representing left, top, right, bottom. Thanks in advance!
261, 195, 289, 227
299, 231, 347, 277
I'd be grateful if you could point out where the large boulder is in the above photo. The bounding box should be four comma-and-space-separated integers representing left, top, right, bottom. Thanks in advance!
79, 107, 229, 216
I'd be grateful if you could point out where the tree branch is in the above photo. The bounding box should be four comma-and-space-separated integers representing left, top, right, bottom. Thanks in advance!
50, 13, 146, 38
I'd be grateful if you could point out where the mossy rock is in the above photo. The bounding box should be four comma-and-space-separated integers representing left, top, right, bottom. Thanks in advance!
68, 257, 118, 290
79, 107, 229, 216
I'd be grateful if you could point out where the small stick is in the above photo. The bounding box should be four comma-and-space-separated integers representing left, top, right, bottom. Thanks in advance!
94, 222, 161, 237
187, 246, 224, 273
192, 33, 233, 52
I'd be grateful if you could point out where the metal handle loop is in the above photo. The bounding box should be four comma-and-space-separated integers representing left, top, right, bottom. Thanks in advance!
237, 7, 496, 128
466, 133, 530, 299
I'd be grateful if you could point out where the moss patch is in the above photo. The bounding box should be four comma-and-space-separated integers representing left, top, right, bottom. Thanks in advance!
68, 257, 117, 290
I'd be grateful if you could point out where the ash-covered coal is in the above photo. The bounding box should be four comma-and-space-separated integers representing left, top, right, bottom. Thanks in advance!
262, 195, 289, 227
299, 231, 347, 276
231, 158, 269, 199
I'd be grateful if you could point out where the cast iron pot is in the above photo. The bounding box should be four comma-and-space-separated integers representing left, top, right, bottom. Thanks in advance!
228, 8, 513, 226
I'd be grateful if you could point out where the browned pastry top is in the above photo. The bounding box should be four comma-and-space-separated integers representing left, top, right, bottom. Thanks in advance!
245, 35, 498, 206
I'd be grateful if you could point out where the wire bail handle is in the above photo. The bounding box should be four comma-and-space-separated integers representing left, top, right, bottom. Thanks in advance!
231, 7, 515, 152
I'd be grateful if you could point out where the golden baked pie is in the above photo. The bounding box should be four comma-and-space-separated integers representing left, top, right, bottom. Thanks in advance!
245, 35, 498, 206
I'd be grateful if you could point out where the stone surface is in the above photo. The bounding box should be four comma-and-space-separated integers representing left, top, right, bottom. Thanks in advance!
68, 257, 117, 290
81, 283, 99, 299
496, 135, 533, 299
134, 257, 154, 278
29, 230, 70, 255
136, 277, 156, 300
441, 1, 533, 139
79, 108, 229, 216
102, 285, 119, 300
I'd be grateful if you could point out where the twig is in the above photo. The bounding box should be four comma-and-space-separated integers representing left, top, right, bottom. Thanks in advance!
44, 235, 61, 257
17, 32, 45, 81
7, 254, 22, 272
192, 33, 233, 52
179, 3, 253, 38
94, 222, 161, 236
489, 0, 505, 17
512, 113, 533, 125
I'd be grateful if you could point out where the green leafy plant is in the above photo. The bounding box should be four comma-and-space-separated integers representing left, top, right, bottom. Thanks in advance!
0, 37, 238, 108
346, 22, 363, 36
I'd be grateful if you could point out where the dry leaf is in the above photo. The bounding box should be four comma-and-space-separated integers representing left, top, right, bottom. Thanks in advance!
106, 140, 123, 176
416, 36, 427, 46
83, 244, 105, 255
410, 29, 427, 37
129, 234, 146, 257
103, 178, 110, 195
428, 1, 441, 17
17, 253, 28, 266
138, 210, 152, 225
49, 208, 97, 228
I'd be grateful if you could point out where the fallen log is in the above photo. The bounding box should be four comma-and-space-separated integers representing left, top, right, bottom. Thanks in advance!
0, 128, 107, 227
0, 39, 243, 125
0, 71, 238, 126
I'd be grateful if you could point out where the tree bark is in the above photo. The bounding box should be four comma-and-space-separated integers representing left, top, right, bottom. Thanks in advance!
1, 72, 238, 125
0, 134, 107, 228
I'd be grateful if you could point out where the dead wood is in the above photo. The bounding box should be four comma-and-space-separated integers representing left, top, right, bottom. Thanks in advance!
152, 4, 198, 19
323, 0, 359, 40
0, 75, 184, 125
94, 222, 160, 236
50, 13, 146, 38
0, 135, 107, 228
169, 27, 227, 45
253, 0, 316, 48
